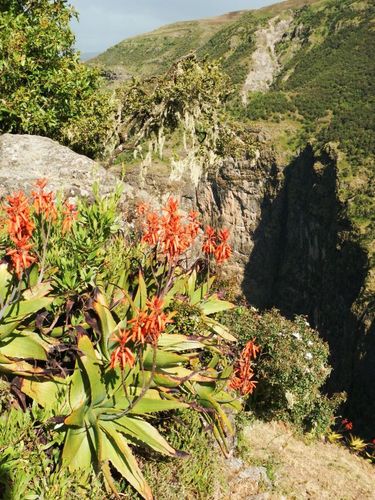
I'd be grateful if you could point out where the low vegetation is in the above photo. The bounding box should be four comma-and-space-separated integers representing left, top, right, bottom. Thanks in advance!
221, 306, 344, 437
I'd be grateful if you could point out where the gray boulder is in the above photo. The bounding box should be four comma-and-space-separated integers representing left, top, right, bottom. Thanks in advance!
0, 133, 125, 198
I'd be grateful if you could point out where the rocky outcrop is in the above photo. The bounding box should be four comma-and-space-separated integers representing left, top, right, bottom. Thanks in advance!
242, 15, 293, 103
195, 154, 283, 281
0, 134, 126, 198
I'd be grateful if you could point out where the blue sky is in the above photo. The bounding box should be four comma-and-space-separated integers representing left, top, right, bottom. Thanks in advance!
70, 0, 278, 53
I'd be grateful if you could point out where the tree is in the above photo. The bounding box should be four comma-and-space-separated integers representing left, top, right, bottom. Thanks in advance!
114, 55, 255, 168
0, 0, 115, 157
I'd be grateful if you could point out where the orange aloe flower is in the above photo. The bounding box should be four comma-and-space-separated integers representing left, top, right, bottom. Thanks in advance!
342, 419, 353, 431
6, 246, 36, 278
31, 178, 57, 221
141, 197, 200, 261
159, 197, 191, 260
137, 201, 150, 216
142, 211, 161, 247
202, 226, 217, 255
62, 201, 78, 234
139, 198, 231, 264
229, 339, 260, 396
5, 191, 35, 242
4, 191, 36, 277
128, 296, 174, 345
110, 329, 136, 370
242, 339, 260, 359
187, 210, 201, 239
214, 228, 232, 264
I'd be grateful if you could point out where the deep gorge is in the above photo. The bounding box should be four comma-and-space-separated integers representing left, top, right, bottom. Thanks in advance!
195, 144, 373, 433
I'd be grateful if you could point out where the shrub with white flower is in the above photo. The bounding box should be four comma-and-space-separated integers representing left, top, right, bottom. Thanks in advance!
221, 307, 345, 436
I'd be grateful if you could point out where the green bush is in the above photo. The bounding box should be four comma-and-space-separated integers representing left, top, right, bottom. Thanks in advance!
45, 184, 122, 295
0, 0, 116, 157
243, 91, 295, 121
222, 307, 344, 436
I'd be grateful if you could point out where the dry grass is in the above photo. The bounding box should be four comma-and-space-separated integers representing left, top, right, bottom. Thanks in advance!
235, 420, 375, 499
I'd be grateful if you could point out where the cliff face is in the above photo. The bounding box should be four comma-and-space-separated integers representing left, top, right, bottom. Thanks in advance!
195, 152, 283, 281
197, 145, 373, 432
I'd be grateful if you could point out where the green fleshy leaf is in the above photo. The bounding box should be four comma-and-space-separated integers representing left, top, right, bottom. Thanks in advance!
199, 295, 234, 315
62, 428, 93, 472
100, 420, 152, 500
158, 333, 203, 351
78, 335, 106, 406
115, 415, 177, 456
21, 377, 67, 410
94, 291, 117, 359
143, 346, 188, 369
134, 271, 147, 310
65, 403, 87, 427
0, 331, 55, 360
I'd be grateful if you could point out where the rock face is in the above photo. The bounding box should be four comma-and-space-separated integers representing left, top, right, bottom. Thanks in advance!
195, 154, 282, 282
242, 16, 293, 103
0, 134, 122, 198
117, 142, 281, 283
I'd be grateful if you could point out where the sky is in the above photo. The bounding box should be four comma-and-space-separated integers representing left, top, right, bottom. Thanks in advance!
70, 0, 278, 54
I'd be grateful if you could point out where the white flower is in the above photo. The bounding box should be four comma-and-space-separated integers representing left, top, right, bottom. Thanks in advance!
307, 340, 313, 347
292, 331, 301, 340
305, 352, 313, 361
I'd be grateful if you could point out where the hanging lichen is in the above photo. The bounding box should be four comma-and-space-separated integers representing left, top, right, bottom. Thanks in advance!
110, 55, 256, 178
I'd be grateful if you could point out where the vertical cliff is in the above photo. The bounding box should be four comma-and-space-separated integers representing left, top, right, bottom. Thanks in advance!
200, 145, 373, 432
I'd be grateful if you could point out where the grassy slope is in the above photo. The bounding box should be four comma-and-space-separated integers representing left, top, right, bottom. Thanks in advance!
236, 420, 375, 499
89, 11, 244, 78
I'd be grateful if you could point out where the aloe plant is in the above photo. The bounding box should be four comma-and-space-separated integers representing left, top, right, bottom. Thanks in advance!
0, 263, 54, 375
3, 190, 245, 498
21, 278, 240, 498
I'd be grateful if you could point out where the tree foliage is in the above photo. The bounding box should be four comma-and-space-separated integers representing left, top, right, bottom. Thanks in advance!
113, 55, 255, 169
0, 0, 116, 157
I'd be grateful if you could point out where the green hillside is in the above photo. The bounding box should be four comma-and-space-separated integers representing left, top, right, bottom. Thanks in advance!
92, 0, 374, 160
90, 0, 324, 81
92, 0, 374, 241
89, 11, 244, 79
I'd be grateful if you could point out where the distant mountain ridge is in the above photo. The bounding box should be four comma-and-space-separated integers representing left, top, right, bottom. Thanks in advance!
89, 0, 324, 80
88, 10, 245, 80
